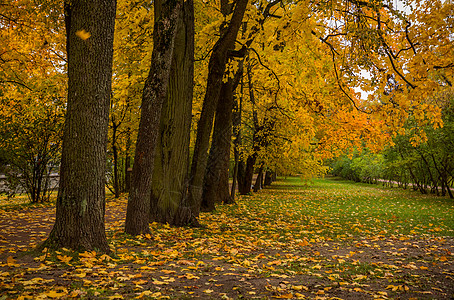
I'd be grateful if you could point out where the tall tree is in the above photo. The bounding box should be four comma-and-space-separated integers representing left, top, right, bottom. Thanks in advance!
42, 0, 116, 251
188, 0, 249, 217
201, 61, 243, 211
124, 0, 182, 235
150, 0, 197, 226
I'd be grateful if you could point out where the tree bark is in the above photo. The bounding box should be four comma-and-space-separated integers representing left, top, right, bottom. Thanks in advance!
125, 0, 182, 236
150, 0, 197, 226
111, 119, 120, 198
230, 78, 243, 200
238, 154, 257, 194
188, 0, 249, 217
203, 59, 244, 209
264, 168, 273, 186
201, 80, 234, 211
42, 0, 116, 252
253, 165, 263, 192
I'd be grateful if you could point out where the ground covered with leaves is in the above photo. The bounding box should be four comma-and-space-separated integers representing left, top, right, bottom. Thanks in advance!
0, 177, 453, 299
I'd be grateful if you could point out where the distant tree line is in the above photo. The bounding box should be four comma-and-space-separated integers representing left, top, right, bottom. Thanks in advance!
331, 95, 454, 198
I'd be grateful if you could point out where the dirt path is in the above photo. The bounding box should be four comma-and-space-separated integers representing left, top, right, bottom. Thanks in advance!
0, 195, 453, 299
0, 198, 127, 256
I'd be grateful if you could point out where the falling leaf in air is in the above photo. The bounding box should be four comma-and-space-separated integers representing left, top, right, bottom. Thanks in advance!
76, 29, 91, 40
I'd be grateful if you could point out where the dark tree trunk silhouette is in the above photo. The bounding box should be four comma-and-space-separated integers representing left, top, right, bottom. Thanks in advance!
188, 0, 249, 217
202, 60, 243, 211
125, 0, 182, 236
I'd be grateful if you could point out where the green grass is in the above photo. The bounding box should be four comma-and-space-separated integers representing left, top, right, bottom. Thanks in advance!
204, 176, 454, 243
2, 176, 452, 299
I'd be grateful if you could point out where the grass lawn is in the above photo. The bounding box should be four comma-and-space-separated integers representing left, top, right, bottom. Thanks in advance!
0, 176, 453, 299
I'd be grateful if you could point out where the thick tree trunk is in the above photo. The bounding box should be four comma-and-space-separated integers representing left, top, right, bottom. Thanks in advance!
238, 154, 256, 194
264, 168, 273, 186
203, 60, 243, 209
42, 0, 116, 252
125, 0, 182, 236
150, 0, 197, 226
188, 0, 248, 217
201, 80, 234, 211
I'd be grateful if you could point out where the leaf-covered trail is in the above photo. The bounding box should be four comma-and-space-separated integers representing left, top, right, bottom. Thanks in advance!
1, 177, 453, 299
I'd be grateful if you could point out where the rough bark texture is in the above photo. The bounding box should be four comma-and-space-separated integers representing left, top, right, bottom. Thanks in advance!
42, 0, 116, 252
125, 0, 181, 236
201, 81, 234, 211
150, 0, 197, 226
202, 59, 243, 210
188, 0, 249, 217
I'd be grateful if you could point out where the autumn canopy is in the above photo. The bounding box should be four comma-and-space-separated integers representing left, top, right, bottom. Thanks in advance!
0, 0, 453, 248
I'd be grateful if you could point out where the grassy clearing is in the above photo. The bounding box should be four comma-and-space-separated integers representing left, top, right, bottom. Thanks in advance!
1, 176, 453, 299
198, 176, 453, 248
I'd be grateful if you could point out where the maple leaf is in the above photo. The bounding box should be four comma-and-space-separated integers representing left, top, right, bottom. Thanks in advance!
57, 255, 72, 264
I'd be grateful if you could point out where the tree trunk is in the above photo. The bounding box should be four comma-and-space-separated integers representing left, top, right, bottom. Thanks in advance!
237, 61, 260, 195
238, 154, 256, 194
230, 79, 243, 200
188, 0, 248, 217
111, 121, 120, 198
201, 80, 234, 211
150, 0, 197, 226
124, 118, 132, 193
125, 0, 182, 236
264, 168, 273, 186
253, 165, 263, 192
42, 0, 116, 252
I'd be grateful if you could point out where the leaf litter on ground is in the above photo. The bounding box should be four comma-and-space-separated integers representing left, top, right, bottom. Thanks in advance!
0, 176, 453, 299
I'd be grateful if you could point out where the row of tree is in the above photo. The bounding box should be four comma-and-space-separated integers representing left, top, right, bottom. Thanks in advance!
1, 0, 453, 251
331, 93, 454, 198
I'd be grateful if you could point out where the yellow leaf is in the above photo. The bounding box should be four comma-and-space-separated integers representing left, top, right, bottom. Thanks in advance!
57, 255, 73, 263
74, 272, 86, 278
7, 256, 17, 267
298, 239, 310, 247
204, 289, 214, 294
44, 290, 67, 298
275, 293, 293, 299
292, 285, 308, 291
76, 29, 91, 40
230, 249, 239, 256
133, 279, 147, 285
79, 251, 96, 258
136, 291, 154, 299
